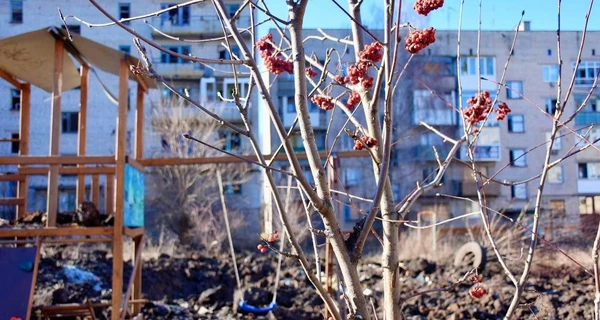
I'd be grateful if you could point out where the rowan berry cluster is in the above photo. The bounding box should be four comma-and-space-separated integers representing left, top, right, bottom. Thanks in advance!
462, 91, 511, 125
256, 244, 267, 253
469, 286, 487, 299
267, 231, 279, 243
346, 91, 361, 110
256, 33, 293, 75
413, 0, 444, 16
311, 94, 335, 111
354, 136, 378, 150
305, 67, 318, 78
496, 102, 512, 120
405, 27, 437, 54
337, 42, 382, 90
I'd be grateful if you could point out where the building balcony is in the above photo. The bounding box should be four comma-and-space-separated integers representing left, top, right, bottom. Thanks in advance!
204, 101, 248, 123
460, 180, 501, 197
578, 179, 600, 194
460, 145, 501, 162
575, 112, 600, 125
150, 15, 251, 38
411, 144, 453, 162
154, 62, 203, 79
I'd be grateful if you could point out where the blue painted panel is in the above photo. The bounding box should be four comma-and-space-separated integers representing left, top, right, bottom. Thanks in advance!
124, 164, 144, 227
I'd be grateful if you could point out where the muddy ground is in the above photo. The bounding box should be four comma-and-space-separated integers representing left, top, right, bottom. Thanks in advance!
30, 244, 594, 320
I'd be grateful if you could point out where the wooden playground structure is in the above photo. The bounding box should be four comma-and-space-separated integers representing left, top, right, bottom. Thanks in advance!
0, 27, 154, 319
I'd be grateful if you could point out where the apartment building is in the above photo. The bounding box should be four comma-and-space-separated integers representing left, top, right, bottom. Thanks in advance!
0, 1, 261, 231
261, 25, 600, 236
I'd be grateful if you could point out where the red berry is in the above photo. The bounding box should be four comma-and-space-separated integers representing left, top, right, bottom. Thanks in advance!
311, 94, 335, 111
306, 67, 318, 78
346, 91, 361, 110
469, 286, 487, 299
405, 27, 436, 54
257, 244, 264, 250
260, 247, 267, 254
413, 0, 444, 16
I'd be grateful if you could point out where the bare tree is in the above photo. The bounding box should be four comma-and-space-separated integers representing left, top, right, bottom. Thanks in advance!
62, 0, 600, 319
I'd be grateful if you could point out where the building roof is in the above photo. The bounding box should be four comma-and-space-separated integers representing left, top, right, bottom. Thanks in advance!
0, 27, 156, 93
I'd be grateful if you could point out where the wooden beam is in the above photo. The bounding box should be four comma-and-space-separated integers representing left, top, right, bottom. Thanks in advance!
26, 237, 42, 320
138, 150, 369, 167
91, 174, 100, 207
0, 226, 113, 238
0, 198, 24, 206
18, 83, 30, 219
125, 156, 144, 172
0, 155, 115, 165
122, 234, 144, 318
134, 84, 144, 159
77, 65, 89, 207
18, 166, 115, 176
105, 174, 115, 215
0, 67, 23, 89
132, 234, 143, 315
112, 58, 129, 320
47, 39, 64, 227
0, 174, 26, 182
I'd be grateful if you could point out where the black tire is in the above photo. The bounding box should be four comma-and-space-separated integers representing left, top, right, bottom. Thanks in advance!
453, 241, 486, 272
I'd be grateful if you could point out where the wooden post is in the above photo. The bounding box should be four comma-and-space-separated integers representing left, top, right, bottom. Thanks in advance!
112, 58, 129, 320
46, 39, 64, 227
132, 234, 143, 315
105, 174, 114, 215
134, 84, 144, 159
77, 65, 89, 207
91, 174, 100, 207
17, 83, 30, 219
26, 237, 42, 320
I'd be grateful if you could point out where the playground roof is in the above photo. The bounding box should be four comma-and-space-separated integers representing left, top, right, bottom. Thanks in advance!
0, 26, 156, 92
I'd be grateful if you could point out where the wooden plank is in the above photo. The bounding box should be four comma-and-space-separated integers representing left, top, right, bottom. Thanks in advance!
17, 83, 30, 219
125, 156, 144, 172
26, 237, 42, 320
132, 234, 143, 315
0, 198, 24, 206
47, 38, 64, 227
0, 155, 115, 165
0, 67, 23, 89
138, 150, 370, 167
112, 58, 129, 320
18, 166, 115, 176
105, 174, 115, 215
91, 174, 100, 207
134, 84, 144, 159
77, 65, 90, 207
0, 138, 20, 142
122, 234, 144, 319
0, 174, 26, 182
0, 227, 113, 238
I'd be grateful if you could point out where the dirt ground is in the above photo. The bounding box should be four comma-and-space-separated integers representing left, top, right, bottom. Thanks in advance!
29, 243, 594, 320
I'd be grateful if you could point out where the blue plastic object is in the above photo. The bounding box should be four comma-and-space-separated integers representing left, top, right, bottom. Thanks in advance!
238, 301, 277, 314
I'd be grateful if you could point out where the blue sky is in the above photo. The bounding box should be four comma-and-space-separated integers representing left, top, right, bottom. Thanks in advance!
259, 0, 600, 31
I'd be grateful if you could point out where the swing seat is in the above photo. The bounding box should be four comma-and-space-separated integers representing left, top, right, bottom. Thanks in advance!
238, 301, 277, 314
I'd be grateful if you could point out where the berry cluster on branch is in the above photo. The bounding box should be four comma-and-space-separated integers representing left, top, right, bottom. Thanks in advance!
405, 27, 437, 54
413, 0, 444, 16
345, 91, 361, 111
462, 91, 512, 126
256, 33, 293, 75
354, 136, 378, 150
311, 94, 335, 111
336, 42, 383, 90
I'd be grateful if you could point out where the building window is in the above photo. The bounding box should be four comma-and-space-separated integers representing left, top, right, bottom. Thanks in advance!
225, 4, 240, 18
578, 128, 600, 146
343, 168, 361, 187
160, 3, 190, 26
10, 89, 20, 110
546, 98, 558, 115
10, 133, 19, 154
119, 45, 131, 54
511, 184, 527, 199
548, 166, 564, 184
10, 0, 23, 23
219, 130, 241, 153
61, 112, 79, 133
543, 65, 559, 82
119, 3, 131, 23
506, 81, 523, 99
509, 149, 527, 167
507, 115, 524, 133
545, 132, 562, 150
573, 61, 600, 85
460, 57, 495, 76
160, 46, 191, 64
218, 46, 241, 60
549, 200, 566, 217
579, 162, 600, 179
61, 24, 81, 35
224, 183, 242, 195
580, 195, 600, 214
